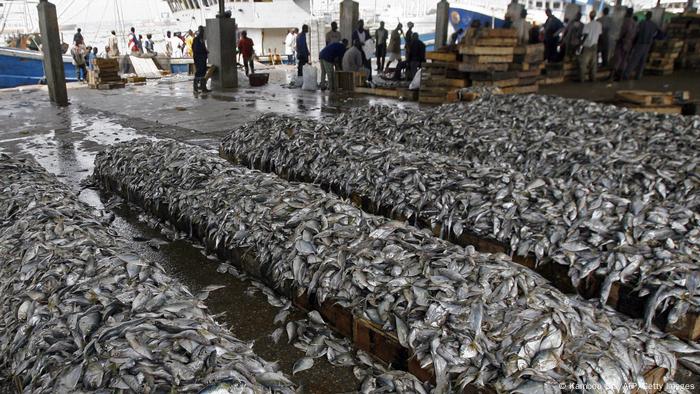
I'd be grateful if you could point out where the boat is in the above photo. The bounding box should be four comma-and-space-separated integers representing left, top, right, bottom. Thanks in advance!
0, 46, 77, 89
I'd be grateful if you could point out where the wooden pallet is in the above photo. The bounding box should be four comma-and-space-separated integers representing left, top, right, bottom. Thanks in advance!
89, 82, 126, 90
457, 63, 509, 72
426, 51, 459, 62
474, 37, 517, 47
462, 54, 514, 64
459, 46, 515, 56
615, 90, 674, 106
500, 84, 538, 94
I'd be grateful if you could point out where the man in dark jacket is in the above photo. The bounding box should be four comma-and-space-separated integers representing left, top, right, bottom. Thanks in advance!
193, 25, 209, 93
543, 9, 564, 62
296, 24, 310, 77
407, 32, 425, 80
623, 11, 658, 80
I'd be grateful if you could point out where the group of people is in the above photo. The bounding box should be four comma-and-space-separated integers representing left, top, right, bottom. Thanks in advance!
316, 19, 427, 91
69, 28, 98, 82
542, 7, 659, 81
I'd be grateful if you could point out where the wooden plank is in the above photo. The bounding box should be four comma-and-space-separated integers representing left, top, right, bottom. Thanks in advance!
354, 87, 402, 98
474, 37, 517, 47
472, 78, 520, 88
423, 77, 468, 88
457, 63, 508, 72
426, 51, 459, 62
615, 90, 674, 106
479, 28, 517, 38
462, 55, 514, 64
500, 84, 538, 94
459, 46, 515, 56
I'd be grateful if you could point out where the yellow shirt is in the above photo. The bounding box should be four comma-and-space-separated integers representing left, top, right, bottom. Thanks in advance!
185, 36, 194, 57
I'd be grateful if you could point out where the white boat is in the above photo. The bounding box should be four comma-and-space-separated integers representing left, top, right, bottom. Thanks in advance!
162, 0, 312, 56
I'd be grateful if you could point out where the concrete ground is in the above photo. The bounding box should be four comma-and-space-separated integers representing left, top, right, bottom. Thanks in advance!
0, 67, 698, 392
540, 69, 700, 103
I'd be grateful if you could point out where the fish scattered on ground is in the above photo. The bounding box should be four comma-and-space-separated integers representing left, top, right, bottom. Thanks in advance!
93, 140, 687, 392
0, 154, 295, 393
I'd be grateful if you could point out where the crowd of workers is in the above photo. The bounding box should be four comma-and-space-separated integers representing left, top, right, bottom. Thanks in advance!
534, 7, 660, 81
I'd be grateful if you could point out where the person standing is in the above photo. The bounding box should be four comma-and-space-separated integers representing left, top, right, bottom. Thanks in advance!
319, 39, 347, 91
407, 32, 425, 80
165, 31, 173, 57
352, 20, 372, 80
383, 23, 403, 72
597, 7, 612, 67
611, 8, 636, 80
144, 34, 155, 54
107, 30, 120, 58
86, 46, 97, 70
185, 30, 195, 57
284, 29, 295, 64
326, 21, 342, 45
561, 12, 583, 60
624, 11, 658, 80
543, 9, 564, 62
71, 44, 88, 82
238, 31, 256, 76
193, 26, 209, 93
128, 27, 140, 53
296, 25, 310, 77
579, 10, 602, 82
73, 28, 84, 45
375, 21, 388, 72
404, 21, 415, 52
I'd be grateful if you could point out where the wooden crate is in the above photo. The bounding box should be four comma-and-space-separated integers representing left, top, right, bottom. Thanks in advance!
615, 90, 674, 106
426, 51, 459, 62
462, 55, 514, 64
459, 46, 515, 56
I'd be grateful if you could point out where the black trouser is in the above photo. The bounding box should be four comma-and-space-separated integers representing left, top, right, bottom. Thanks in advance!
194, 58, 207, 91
598, 38, 609, 67
243, 56, 254, 75
376, 43, 387, 71
297, 54, 308, 77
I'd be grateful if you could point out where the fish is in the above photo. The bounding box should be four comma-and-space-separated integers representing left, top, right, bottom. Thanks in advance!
92, 140, 683, 392
0, 154, 295, 393
292, 357, 314, 375
218, 100, 700, 331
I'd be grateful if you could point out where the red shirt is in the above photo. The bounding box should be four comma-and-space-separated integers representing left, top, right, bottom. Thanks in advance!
238, 37, 254, 58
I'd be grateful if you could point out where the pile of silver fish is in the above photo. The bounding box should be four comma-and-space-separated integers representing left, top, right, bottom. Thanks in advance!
94, 140, 682, 393
220, 103, 700, 329
0, 154, 295, 393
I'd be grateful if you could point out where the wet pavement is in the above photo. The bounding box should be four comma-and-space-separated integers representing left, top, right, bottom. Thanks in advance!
0, 72, 389, 393
540, 69, 700, 103
1, 67, 699, 392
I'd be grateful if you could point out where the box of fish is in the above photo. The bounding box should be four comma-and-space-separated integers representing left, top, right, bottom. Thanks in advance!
220, 107, 700, 341
92, 140, 690, 393
0, 154, 295, 393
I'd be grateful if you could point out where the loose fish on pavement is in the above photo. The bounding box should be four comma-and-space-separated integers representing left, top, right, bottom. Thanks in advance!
0, 154, 295, 393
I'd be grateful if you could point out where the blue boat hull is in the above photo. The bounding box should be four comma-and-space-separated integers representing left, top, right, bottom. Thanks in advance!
449, 7, 506, 32
0, 48, 77, 89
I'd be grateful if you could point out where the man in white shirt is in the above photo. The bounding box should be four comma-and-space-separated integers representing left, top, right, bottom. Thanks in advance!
579, 11, 602, 82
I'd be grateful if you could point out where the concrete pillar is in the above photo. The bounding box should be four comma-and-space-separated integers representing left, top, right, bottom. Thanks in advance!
507, 0, 524, 23
206, 17, 237, 90
435, 0, 450, 49
650, 5, 665, 27
37, 0, 67, 106
564, 2, 581, 22
688, 0, 697, 12
609, 5, 627, 58
340, 0, 359, 44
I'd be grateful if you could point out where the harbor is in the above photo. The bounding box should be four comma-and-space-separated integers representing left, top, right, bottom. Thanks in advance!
1, 0, 700, 393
